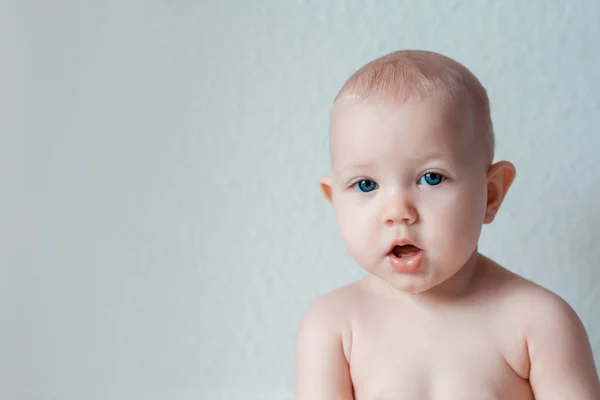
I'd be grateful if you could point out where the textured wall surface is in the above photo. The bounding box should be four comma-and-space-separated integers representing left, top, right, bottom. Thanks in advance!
3, 0, 600, 399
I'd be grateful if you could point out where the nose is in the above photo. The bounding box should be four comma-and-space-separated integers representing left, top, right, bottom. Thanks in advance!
382, 192, 418, 226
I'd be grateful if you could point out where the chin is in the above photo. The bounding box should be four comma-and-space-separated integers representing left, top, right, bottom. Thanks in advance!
380, 273, 438, 295
394, 282, 437, 294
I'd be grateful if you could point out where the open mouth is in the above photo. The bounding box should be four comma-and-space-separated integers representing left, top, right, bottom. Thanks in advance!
387, 243, 424, 272
390, 244, 422, 258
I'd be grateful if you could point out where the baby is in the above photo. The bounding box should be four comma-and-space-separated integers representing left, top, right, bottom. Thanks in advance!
294, 50, 600, 399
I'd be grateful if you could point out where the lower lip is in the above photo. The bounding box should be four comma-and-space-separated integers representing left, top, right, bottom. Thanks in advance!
387, 250, 424, 272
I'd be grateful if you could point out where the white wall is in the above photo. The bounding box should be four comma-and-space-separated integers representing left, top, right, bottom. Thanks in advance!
3, 0, 600, 399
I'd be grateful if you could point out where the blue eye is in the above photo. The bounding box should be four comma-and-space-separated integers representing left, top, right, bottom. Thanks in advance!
353, 179, 378, 193
418, 172, 445, 186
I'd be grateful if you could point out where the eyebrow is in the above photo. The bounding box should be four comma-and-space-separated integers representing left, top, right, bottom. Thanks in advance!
335, 152, 452, 174
334, 163, 374, 175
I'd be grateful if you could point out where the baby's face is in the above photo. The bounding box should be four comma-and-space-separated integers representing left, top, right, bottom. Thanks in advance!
325, 96, 490, 294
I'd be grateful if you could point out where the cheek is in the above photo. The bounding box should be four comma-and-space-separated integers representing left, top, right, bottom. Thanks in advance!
425, 185, 487, 255
333, 199, 377, 263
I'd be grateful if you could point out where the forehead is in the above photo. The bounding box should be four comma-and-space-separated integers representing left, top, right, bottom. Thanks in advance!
329, 97, 475, 172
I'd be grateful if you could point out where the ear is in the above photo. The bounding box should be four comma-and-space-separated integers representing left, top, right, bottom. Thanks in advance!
319, 175, 333, 204
484, 161, 516, 224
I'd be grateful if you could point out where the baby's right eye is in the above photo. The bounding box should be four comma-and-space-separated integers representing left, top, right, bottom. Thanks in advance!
353, 179, 378, 193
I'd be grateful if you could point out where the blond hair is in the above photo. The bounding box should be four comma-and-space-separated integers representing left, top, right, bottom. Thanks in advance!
334, 50, 495, 164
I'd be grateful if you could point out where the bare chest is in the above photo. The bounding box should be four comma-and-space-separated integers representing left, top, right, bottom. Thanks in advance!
347, 314, 533, 400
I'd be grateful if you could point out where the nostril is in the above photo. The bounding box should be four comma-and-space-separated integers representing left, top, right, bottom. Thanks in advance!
383, 204, 418, 225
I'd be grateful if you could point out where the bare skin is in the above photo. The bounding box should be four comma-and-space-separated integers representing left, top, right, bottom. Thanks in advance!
295, 94, 600, 399
295, 254, 600, 399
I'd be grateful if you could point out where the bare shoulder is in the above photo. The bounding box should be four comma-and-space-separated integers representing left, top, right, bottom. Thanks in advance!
296, 280, 363, 357
294, 281, 363, 399
301, 280, 363, 317
479, 257, 579, 319
486, 261, 586, 331
482, 258, 600, 397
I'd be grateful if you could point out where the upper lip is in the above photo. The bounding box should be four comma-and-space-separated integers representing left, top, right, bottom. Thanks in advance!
387, 239, 421, 254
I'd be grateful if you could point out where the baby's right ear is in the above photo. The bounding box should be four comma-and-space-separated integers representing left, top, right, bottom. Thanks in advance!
319, 176, 333, 203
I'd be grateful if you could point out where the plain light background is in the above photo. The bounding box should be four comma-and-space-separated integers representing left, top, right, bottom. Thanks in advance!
3, 0, 600, 399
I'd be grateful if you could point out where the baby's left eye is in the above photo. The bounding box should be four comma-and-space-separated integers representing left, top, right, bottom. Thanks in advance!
418, 172, 446, 186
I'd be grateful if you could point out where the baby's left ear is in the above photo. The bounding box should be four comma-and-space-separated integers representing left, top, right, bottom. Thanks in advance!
484, 161, 516, 224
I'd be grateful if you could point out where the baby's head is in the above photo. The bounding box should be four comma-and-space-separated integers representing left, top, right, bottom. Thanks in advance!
320, 50, 516, 296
